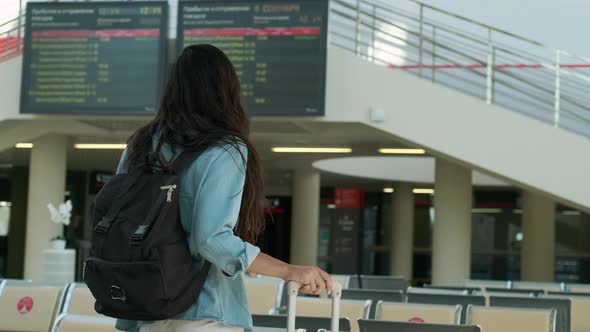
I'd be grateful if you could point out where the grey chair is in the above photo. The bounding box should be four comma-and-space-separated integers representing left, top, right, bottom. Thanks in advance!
359, 275, 407, 292
486, 287, 544, 296
252, 314, 351, 332
341, 289, 403, 318
358, 319, 481, 332
349, 275, 360, 289
424, 285, 480, 294
407, 293, 485, 324
489, 295, 570, 332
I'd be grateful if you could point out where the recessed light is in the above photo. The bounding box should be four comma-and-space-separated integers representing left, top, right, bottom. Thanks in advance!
413, 188, 434, 194
383, 188, 395, 193
74, 144, 127, 150
379, 148, 426, 155
271, 147, 352, 153
15, 143, 33, 149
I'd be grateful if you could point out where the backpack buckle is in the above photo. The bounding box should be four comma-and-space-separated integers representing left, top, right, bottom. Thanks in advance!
130, 225, 149, 241
94, 217, 114, 233
110, 285, 127, 302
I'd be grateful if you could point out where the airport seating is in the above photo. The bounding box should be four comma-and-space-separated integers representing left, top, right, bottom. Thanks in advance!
0, 281, 67, 332
406, 292, 485, 323
512, 281, 564, 293
375, 301, 461, 325
466, 305, 556, 332
484, 287, 543, 296
341, 289, 403, 319
52, 283, 117, 332
245, 277, 285, 315
464, 279, 510, 290
319, 275, 351, 299
407, 287, 468, 295
294, 297, 370, 332
349, 275, 360, 289
423, 285, 480, 294
54, 315, 117, 332
566, 283, 590, 294
488, 295, 570, 332
358, 275, 407, 292
543, 294, 590, 332
332, 275, 352, 289
358, 319, 481, 332
252, 314, 351, 332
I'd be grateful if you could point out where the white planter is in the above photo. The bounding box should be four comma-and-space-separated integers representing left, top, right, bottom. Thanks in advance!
51, 239, 66, 250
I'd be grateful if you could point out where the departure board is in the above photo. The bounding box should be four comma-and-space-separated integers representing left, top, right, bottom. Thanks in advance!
178, 0, 328, 116
20, 2, 168, 115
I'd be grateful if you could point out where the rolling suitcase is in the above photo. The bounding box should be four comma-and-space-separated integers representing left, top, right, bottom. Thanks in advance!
287, 281, 343, 332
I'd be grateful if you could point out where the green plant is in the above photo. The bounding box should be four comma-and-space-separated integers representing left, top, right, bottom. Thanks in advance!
51, 235, 66, 241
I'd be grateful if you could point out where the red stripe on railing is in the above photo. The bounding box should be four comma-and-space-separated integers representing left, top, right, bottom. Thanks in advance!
0, 36, 21, 61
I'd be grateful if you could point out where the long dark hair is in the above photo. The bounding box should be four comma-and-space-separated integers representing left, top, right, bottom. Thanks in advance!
125, 44, 265, 244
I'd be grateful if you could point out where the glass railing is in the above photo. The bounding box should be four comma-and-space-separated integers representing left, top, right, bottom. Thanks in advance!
329, 0, 590, 138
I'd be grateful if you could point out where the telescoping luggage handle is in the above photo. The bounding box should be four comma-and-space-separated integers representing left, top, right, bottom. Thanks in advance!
287, 281, 343, 332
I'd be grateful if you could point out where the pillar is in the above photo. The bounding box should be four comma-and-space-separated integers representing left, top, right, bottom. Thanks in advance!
521, 191, 555, 282
431, 158, 472, 286
390, 183, 415, 280
290, 168, 320, 266
24, 135, 67, 280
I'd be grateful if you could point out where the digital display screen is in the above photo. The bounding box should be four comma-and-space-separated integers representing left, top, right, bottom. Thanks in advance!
178, 0, 328, 116
20, 2, 168, 115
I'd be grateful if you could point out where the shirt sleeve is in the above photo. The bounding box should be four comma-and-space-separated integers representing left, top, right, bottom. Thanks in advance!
188, 144, 261, 278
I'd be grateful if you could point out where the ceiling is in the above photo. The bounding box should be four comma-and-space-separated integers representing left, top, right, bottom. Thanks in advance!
0, 118, 511, 191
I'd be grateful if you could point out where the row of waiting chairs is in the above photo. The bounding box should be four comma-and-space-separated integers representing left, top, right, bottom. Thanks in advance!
246, 276, 590, 332
465, 279, 590, 294
0, 279, 116, 332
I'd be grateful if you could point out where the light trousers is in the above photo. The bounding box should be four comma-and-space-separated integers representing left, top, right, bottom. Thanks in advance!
140, 320, 245, 332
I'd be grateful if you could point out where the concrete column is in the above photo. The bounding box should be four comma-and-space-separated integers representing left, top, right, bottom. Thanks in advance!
24, 135, 67, 280
431, 158, 472, 286
290, 168, 320, 266
390, 183, 415, 281
521, 191, 555, 282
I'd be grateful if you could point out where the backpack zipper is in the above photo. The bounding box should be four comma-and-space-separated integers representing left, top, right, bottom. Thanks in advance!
160, 185, 177, 203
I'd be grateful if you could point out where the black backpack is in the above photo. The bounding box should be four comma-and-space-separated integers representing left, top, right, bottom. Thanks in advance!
84, 151, 210, 321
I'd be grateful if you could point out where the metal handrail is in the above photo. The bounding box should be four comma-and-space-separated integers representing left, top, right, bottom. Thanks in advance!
330, 0, 590, 137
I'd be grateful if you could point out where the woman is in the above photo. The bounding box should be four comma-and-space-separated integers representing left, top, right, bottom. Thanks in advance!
115, 44, 332, 332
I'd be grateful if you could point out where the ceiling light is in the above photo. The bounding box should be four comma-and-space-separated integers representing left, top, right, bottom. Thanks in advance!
327, 204, 336, 209
74, 144, 127, 150
15, 143, 33, 149
513, 209, 523, 214
383, 188, 395, 193
379, 148, 426, 155
271, 147, 352, 153
0, 201, 11, 207
413, 188, 434, 195
472, 208, 503, 214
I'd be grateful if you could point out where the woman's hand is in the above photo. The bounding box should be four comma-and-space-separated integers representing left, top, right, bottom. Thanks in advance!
285, 265, 333, 295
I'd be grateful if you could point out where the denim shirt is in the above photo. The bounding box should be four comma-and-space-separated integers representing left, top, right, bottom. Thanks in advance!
114, 142, 260, 331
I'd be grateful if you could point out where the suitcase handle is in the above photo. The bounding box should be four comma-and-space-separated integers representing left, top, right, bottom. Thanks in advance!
287, 281, 343, 332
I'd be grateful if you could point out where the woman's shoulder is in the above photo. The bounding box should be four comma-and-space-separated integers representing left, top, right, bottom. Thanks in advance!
191, 142, 248, 171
